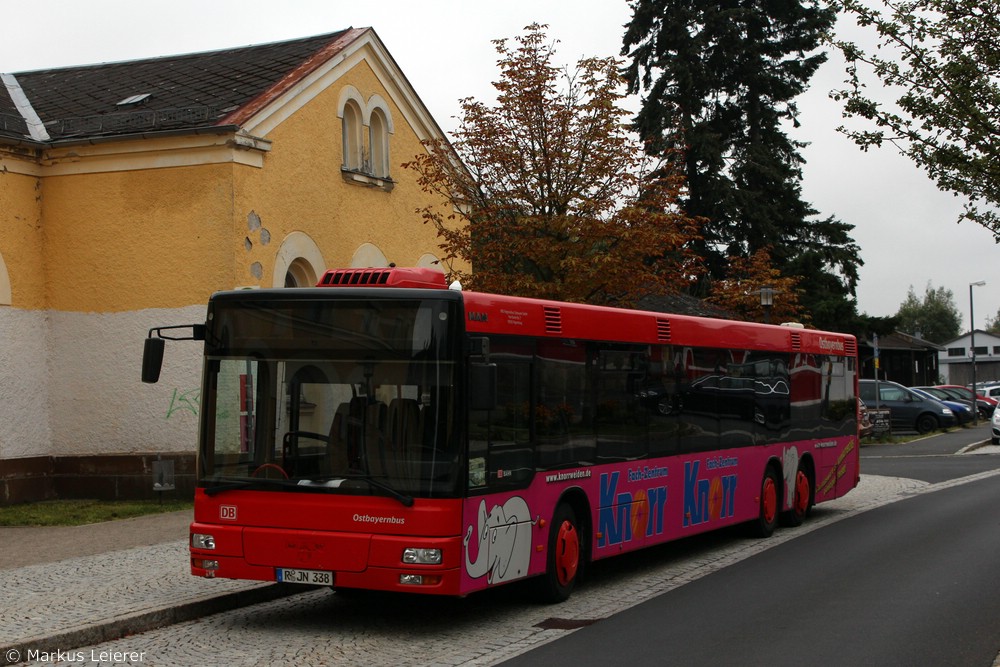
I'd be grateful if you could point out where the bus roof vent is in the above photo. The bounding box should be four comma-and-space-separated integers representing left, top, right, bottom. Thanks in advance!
844, 339, 857, 356
656, 318, 671, 343
790, 331, 802, 351
543, 306, 562, 334
317, 267, 447, 289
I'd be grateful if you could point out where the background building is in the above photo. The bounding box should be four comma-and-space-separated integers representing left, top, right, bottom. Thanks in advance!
857, 331, 942, 387
0, 29, 458, 503
938, 330, 1000, 387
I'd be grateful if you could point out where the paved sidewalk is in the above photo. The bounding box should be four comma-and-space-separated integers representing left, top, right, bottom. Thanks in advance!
0, 512, 299, 666
0, 424, 992, 666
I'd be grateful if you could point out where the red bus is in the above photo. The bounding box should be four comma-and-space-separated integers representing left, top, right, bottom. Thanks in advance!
142, 266, 860, 601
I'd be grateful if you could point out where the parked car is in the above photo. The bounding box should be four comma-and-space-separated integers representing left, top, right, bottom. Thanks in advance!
992, 405, 1000, 445
859, 380, 955, 434
910, 387, 974, 425
978, 384, 1000, 402
914, 386, 976, 415
935, 385, 997, 418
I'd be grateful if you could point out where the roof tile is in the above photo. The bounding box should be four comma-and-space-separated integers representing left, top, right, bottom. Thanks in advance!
1, 30, 351, 143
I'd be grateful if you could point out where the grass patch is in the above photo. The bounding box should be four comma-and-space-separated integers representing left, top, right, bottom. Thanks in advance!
862, 425, 969, 446
0, 499, 192, 527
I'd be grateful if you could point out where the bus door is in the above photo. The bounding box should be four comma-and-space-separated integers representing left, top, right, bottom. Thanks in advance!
467, 337, 535, 492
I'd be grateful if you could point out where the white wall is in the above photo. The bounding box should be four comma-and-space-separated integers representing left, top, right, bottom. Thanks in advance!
0, 305, 205, 459
0, 308, 53, 459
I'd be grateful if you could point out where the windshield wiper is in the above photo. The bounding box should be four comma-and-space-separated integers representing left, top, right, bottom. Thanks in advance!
324, 474, 414, 507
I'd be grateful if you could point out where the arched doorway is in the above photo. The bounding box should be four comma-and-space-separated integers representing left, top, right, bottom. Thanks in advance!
273, 232, 326, 288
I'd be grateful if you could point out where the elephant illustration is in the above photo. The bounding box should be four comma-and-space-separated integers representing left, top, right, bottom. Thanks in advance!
464, 496, 534, 585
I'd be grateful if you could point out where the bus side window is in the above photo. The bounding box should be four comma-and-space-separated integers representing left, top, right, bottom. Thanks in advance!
594, 345, 649, 463
468, 349, 533, 492
646, 345, 680, 457
536, 341, 594, 470
754, 354, 791, 445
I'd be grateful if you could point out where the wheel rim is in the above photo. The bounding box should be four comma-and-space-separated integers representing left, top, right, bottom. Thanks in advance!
762, 476, 778, 525
793, 470, 810, 516
555, 520, 580, 586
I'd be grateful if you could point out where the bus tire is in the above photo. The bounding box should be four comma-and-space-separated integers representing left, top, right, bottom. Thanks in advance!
751, 466, 780, 538
780, 465, 812, 527
536, 503, 580, 603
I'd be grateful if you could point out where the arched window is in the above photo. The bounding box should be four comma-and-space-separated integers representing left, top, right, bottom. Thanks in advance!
369, 108, 389, 179
350, 243, 388, 268
338, 88, 393, 188
273, 232, 325, 289
341, 100, 364, 172
284, 258, 317, 288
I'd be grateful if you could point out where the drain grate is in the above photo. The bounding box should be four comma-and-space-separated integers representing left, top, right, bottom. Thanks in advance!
534, 617, 601, 630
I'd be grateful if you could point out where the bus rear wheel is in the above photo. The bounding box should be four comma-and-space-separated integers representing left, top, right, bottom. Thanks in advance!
537, 503, 580, 603
780, 466, 812, 527
751, 466, 780, 538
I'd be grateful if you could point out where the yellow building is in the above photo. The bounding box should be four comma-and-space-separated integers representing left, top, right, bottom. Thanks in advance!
0, 29, 456, 503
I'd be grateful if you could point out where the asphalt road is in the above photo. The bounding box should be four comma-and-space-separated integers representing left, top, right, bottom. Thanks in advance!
500, 433, 1000, 667
860, 431, 1000, 483
501, 475, 1000, 667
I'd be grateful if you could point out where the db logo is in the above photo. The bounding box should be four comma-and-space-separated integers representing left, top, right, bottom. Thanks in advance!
220, 505, 238, 520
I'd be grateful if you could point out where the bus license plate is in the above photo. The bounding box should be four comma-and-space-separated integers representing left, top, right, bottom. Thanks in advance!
276, 567, 333, 585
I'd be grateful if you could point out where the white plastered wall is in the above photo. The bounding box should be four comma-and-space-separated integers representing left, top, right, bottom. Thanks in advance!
0, 308, 52, 459
46, 306, 206, 457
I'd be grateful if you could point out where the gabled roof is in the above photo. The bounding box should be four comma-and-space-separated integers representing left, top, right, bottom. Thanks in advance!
0, 29, 365, 145
940, 329, 1000, 347
859, 330, 942, 351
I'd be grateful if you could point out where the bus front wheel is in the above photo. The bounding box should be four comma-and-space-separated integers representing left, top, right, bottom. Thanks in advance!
537, 503, 580, 603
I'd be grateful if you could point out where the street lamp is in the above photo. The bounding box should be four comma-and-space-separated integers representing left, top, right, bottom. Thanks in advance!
759, 286, 775, 324
970, 280, 986, 425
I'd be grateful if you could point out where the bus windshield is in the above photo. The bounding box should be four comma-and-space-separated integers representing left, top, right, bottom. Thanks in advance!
198, 294, 461, 499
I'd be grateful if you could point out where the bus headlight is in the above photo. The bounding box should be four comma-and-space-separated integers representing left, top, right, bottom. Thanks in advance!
191, 533, 216, 550
402, 548, 442, 564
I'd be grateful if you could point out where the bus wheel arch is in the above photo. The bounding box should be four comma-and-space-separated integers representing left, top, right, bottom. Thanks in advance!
751, 462, 781, 538
780, 454, 814, 527
536, 488, 589, 603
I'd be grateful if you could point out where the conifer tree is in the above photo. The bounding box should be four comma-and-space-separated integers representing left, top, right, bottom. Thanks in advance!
622, 1, 862, 330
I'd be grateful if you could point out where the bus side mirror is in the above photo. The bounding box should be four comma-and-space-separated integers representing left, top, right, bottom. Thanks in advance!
469, 363, 497, 411
142, 337, 165, 384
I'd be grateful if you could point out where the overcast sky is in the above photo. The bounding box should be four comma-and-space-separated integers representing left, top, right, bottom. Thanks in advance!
2, 0, 995, 332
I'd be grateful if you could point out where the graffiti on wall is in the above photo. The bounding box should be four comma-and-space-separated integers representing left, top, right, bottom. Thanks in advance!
166, 388, 200, 418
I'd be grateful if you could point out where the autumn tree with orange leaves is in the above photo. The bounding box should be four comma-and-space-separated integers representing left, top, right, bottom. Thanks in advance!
403, 24, 701, 307
708, 248, 804, 324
